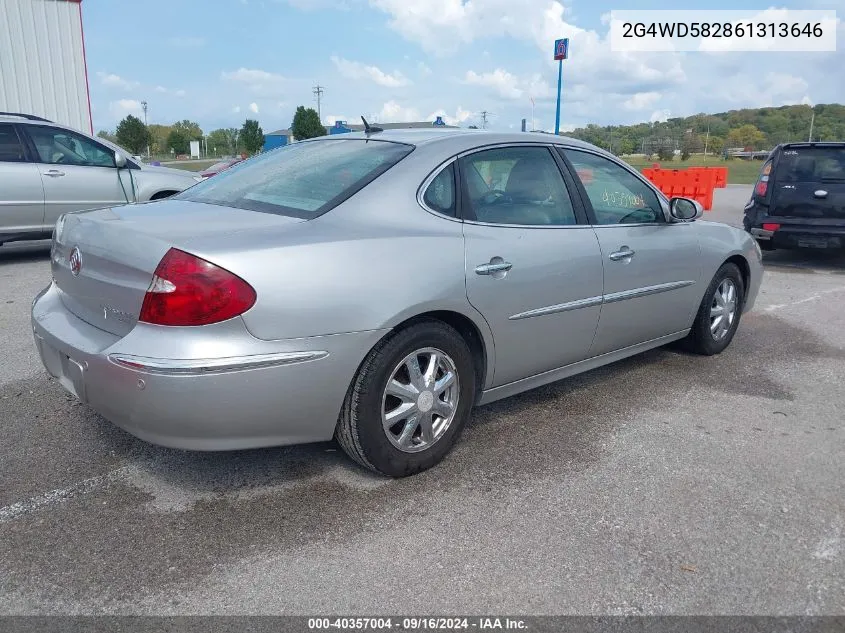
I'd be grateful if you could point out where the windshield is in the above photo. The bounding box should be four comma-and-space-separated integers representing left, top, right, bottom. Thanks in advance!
776, 147, 845, 183
177, 139, 414, 219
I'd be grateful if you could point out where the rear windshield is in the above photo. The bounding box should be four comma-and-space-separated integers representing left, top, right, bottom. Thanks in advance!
177, 138, 414, 218
776, 147, 845, 183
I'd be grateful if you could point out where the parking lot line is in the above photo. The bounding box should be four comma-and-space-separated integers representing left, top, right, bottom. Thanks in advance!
0, 466, 129, 523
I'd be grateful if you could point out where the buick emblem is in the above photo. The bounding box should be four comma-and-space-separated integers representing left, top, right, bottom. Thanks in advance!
69, 247, 82, 276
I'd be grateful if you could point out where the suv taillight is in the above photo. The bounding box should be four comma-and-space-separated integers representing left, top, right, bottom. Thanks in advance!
139, 248, 256, 326
754, 160, 773, 199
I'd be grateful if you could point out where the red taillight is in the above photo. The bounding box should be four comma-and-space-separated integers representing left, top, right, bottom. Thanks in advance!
762, 223, 781, 232
755, 160, 772, 198
139, 248, 256, 326
755, 180, 768, 197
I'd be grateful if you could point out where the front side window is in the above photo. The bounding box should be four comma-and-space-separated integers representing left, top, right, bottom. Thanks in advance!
26, 125, 116, 167
459, 146, 577, 226
564, 149, 664, 225
0, 124, 26, 162
178, 138, 414, 219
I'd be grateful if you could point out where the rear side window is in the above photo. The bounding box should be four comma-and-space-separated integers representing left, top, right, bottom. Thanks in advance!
422, 163, 456, 217
0, 124, 26, 162
776, 147, 845, 183
178, 139, 414, 219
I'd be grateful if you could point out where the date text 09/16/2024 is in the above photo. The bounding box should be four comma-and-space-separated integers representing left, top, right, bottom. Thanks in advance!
307, 617, 528, 630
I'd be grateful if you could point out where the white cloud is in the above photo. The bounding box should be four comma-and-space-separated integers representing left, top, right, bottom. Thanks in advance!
373, 100, 420, 123
624, 91, 661, 111
418, 61, 432, 76
249, 102, 259, 113
426, 105, 472, 126
233, 106, 242, 113
221, 68, 286, 97
108, 99, 143, 119
154, 85, 167, 93
650, 109, 671, 123
97, 72, 139, 91
464, 69, 553, 101
174, 89, 187, 98
464, 69, 522, 99
331, 56, 411, 87
324, 114, 350, 125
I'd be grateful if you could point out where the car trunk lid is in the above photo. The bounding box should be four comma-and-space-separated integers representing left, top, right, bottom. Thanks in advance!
770, 144, 845, 220
52, 200, 304, 336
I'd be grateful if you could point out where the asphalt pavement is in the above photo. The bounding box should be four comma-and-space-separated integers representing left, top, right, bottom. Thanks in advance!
1, 186, 843, 615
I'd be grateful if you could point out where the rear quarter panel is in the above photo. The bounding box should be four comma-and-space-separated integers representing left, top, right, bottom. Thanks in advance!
185, 152, 497, 384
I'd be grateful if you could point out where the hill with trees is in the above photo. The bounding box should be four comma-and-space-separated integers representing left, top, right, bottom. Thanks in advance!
565, 103, 845, 160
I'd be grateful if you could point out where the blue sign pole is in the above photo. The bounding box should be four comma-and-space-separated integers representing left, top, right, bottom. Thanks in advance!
554, 59, 562, 136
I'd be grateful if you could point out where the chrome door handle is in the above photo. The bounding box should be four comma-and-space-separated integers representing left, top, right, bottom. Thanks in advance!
609, 248, 635, 261
475, 261, 513, 275
43, 170, 65, 177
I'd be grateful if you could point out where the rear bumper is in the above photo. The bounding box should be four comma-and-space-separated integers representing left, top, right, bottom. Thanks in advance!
750, 224, 845, 249
31, 283, 388, 450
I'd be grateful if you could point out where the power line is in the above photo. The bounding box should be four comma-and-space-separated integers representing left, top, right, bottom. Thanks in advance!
313, 84, 324, 123
479, 110, 494, 129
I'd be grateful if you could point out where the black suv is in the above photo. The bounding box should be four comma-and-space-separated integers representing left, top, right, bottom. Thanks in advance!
743, 142, 845, 251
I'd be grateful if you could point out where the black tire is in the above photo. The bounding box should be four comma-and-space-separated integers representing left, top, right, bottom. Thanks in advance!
335, 320, 476, 477
687, 262, 745, 356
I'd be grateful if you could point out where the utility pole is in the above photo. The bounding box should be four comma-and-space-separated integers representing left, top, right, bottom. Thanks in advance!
808, 106, 815, 142
141, 100, 149, 158
480, 111, 490, 129
530, 97, 535, 132
313, 84, 324, 123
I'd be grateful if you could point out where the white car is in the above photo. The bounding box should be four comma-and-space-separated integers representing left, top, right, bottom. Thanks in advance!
0, 112, 201, 246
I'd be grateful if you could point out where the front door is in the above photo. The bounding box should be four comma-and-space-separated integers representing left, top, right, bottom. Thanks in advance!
458, 145, 604, 387
21, 124, 130, 228
0, 123, 45, 235
561, 148, 702, 356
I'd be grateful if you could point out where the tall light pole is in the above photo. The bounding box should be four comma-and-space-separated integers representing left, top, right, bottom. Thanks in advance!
141, 100, 149, 158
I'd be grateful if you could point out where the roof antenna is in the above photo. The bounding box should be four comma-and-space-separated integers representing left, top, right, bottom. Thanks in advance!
361, 116, 383, 134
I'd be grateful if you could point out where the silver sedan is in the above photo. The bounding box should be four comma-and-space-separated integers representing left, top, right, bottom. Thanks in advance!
32, 129, 763, 476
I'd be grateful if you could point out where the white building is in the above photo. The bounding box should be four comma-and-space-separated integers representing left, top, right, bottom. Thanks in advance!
0, 0, 92, 133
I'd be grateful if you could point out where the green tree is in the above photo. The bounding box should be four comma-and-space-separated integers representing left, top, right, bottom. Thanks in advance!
207, 128, 232, 156
240, 119, 265, 154
166, 129, 189, 155
705, 135, 724, 155
172, 119, 203, 142
726, 124, 766, 150
148, 124, 173, 155
114, 115, 151, 155
617, 137, 635, 156
96, 129, 117, 144
291, 106, 325, 140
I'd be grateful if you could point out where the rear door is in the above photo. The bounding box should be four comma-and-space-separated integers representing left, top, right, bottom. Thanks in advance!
0, 123, 45, 234
560, 147, 702, 356
457, 144, 604, 387
20, 124, 131, 228
770, 144, 845, 221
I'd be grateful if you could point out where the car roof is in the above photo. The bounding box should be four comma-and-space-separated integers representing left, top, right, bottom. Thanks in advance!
308, 128, 601, 152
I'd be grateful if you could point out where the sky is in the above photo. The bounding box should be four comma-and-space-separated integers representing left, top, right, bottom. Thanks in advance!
82, 0, 844, 135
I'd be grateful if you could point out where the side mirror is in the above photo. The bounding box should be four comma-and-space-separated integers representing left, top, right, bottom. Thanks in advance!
114, 152, 127, 168
669, 197, 703, 222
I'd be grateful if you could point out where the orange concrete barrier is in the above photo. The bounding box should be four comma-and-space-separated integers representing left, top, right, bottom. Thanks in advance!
640, 165, 720, 211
